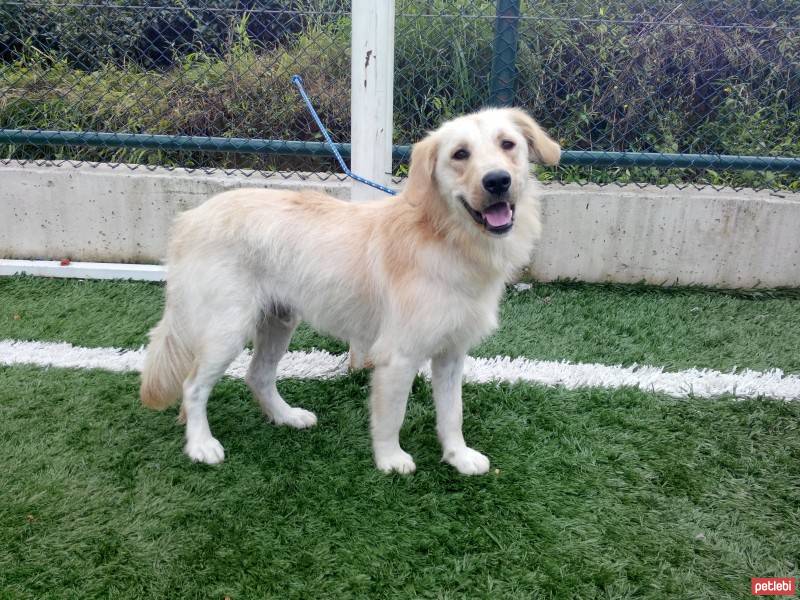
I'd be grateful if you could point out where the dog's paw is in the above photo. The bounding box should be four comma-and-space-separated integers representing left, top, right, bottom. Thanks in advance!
375, 449, 416, 474
444, 447, 490, 475
272, 407, 317, 429
185, 436, 225, 465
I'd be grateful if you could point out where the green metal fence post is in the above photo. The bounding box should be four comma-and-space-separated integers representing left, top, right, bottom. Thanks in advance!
489, 0, 521, 107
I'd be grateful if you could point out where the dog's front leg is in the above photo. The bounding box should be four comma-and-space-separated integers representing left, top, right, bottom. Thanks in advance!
369, 354, 419, 474
432, 349, 490, 475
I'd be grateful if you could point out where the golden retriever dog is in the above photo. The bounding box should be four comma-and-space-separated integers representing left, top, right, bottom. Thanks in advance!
140, 108, 560, 475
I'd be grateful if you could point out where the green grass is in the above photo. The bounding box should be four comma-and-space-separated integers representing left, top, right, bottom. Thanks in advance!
1, 276, 799, 597
1, 276, 799, 373
3, 1, 800, 190
1, 365, 798, 599
0, 276, 345, 355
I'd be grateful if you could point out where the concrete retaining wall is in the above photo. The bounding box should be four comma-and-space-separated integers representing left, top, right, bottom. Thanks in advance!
1, 162, 798, 287
533, 184, 800, 287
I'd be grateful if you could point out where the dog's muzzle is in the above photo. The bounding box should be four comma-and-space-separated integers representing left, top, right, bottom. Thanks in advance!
459, 196, 515, 235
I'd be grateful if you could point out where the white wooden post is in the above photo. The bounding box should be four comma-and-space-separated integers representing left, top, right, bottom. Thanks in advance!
350, 0, 395, 202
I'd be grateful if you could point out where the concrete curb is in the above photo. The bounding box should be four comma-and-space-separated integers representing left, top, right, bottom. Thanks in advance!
1, 161, 798, 287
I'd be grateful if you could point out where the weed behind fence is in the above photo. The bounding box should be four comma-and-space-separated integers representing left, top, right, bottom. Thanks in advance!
0, 0, 798, 190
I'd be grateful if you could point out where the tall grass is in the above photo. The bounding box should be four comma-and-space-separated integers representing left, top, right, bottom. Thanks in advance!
0, 13, 352, 174
0, 0, 798, 189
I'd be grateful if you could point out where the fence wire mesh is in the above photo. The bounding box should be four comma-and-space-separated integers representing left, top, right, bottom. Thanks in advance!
0, 0, 353, 179
394, 0, 800, 190
1, 0, 799, 190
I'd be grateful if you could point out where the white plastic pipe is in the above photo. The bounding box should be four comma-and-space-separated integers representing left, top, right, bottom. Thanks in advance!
0, 259, 165, 281
350, 0, 396, 202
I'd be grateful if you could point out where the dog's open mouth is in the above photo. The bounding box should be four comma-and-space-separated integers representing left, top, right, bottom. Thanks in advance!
459, 196, 515, 235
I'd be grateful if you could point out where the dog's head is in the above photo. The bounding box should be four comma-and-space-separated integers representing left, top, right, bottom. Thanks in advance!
404, 108, 560, 236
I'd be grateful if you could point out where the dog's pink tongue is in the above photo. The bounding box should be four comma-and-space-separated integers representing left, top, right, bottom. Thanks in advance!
483, 202, 512, 227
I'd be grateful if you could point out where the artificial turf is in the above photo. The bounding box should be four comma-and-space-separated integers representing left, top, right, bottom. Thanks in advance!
1, 366, 799, 599
1, 275, 799, 372
1, 276, 799, 598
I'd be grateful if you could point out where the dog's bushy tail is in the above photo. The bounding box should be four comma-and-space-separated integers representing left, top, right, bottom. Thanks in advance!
140, 314, 193, 411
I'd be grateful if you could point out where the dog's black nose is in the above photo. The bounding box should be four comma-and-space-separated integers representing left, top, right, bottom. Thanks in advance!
482, 170, 511, 195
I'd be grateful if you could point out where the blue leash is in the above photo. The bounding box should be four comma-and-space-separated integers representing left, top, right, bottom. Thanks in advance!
291, 75, 398, 196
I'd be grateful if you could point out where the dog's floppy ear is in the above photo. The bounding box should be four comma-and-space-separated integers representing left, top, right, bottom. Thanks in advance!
403, 133, 439, 201
506, 108, 561, 166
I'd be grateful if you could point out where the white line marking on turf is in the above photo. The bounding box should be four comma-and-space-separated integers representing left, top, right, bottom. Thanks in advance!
1, 339, 799, 401
0, 340, 348, 380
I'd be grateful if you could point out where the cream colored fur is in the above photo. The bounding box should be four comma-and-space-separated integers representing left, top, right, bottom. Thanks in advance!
140, 107, 560, 474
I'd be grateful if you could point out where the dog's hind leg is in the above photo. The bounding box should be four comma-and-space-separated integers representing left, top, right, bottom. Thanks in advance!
246, 307, 317, 429
182, 334, 246, 465
181, 296, 258, 465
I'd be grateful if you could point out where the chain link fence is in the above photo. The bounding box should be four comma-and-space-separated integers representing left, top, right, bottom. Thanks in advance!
0, 0, 353, 179
1, 1, 799, 190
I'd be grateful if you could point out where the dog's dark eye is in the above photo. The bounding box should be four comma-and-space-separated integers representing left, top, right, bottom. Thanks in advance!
501, 140, 515, 150
452, 148, 470, 160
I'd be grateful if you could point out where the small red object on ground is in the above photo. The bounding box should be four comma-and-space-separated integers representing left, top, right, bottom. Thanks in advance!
60, 258, 71, 266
